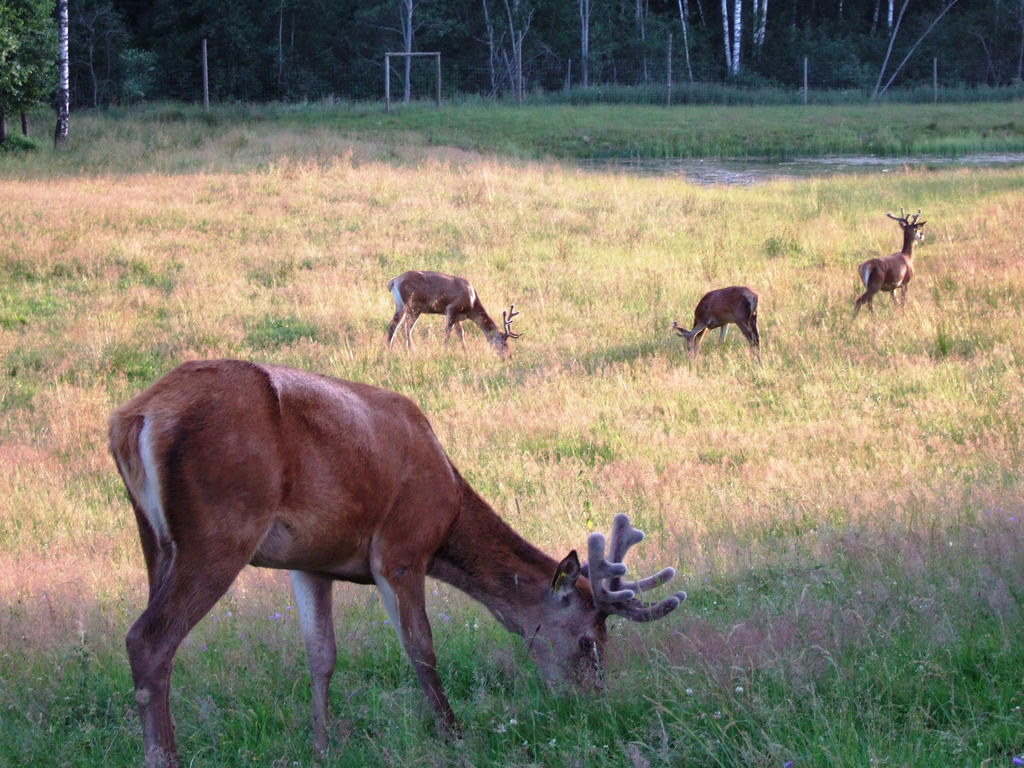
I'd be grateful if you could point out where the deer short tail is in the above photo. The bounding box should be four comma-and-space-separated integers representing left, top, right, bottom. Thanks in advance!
746, 292, 758, 317
109, 413, 170, 545
859, 262, 874, 289
388, 279, 404, 310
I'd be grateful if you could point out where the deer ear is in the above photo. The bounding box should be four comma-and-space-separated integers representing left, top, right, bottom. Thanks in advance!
550, 550, 581, 597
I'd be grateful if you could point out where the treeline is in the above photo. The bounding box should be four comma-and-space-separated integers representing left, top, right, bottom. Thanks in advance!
56, 0, 1024, 107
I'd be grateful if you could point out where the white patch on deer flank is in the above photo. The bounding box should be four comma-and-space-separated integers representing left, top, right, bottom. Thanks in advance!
137, 419, 170, 543
391, 281, 404, 310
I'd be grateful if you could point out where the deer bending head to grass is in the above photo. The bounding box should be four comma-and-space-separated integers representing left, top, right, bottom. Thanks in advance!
854, 208, 927, 316
672, 286, 760, 355
109, 359, 685, 768
387, 270, 522, 358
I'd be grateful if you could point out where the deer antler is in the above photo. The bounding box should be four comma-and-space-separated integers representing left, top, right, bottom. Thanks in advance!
886, 207, 908, 224
671, 320, 688, 337
887, 207, 924, 227
502, 305, 523, 338
582, 514, 686, 622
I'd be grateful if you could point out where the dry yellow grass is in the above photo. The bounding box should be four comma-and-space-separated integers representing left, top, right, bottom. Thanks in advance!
2, 147, 1023, 659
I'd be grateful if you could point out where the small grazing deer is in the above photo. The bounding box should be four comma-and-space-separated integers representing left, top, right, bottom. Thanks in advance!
387, 270, 521, 358
854, 208, 927, 316
672, 286, 760, 354
109, 359, 685, 768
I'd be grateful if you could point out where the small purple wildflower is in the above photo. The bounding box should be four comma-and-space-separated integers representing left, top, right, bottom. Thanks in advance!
439, 612, 452, 622
784, 762, 793, 768
1012, 757, 1024, 766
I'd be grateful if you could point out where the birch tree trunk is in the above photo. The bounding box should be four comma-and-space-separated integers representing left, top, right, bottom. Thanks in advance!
480, 0, 500, 96
401, 0, 414, 102
579, 0, 591, 88
636, 0, 648, 84
753, 0, 767, 51
503, 0, 531, 103
875, 0, 958, 97
720, 0, 731, 74
731, 0, 742, 75
677, 0, 694, 82
54, 0, 69, 146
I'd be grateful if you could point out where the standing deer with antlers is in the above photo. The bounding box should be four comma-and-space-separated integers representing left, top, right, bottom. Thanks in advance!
387, 270, 521, 358
109, 359, 685, 768
854, 208, 927, 316
672, 286, 760, 355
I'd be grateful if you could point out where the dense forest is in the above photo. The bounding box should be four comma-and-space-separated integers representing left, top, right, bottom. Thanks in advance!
4, 0, 1024, 113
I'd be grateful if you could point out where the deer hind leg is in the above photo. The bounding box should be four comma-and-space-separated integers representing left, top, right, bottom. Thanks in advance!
401, 312, 420, 348
387, 308, 406, 348
290, 571, 336, 754
126, 533, 252, 768
370, 557, 457, 733
737, 317, 760, 348
854, 290, 875, 316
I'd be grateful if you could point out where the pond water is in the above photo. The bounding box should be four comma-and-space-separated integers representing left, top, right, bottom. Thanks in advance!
579, 153, 1024, 186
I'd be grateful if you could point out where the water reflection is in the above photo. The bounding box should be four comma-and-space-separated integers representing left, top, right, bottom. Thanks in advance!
579, 153, 1024, 186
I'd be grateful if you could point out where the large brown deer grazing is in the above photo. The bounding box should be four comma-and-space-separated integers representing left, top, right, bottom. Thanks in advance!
854, 208, 927, 316
109, 359, 685, 768
387, 270, 521, 358
672, 286, 760, 355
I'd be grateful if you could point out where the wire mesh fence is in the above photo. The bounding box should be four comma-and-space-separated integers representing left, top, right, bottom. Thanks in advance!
68, 41, 1024, 111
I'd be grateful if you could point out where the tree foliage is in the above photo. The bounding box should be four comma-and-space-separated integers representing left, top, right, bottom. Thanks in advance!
45, 0, 1024, 106
0, 0, 57, 132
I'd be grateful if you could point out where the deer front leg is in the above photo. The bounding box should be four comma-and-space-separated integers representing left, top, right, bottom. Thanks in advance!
289, 571, 337, 754
371, 559, 458, 733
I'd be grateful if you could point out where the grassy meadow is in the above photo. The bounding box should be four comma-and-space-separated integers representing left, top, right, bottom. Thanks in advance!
2, 103, 1024, 767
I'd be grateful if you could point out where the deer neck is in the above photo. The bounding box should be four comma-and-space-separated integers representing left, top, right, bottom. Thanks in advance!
468, 301, 500, 337
901, 228, 917, 257
428, 477, 556, 638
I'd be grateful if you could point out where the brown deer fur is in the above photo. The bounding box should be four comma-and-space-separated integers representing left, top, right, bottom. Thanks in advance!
673, 286, 760, 354
387, 270, 520, 357
109, 359, 683, 767
854, 209, 927, 316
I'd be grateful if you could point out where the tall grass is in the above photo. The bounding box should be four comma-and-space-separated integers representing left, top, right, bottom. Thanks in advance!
1, 107, 1023, 766
7, 99, 1024, 172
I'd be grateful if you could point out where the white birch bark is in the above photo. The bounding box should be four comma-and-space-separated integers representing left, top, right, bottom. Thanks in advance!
677, 0, 694, 82
579, 0, 591, 88
401, 0, 414, 102
636, 0, 648, 83
55, 0, 70, 146
731, 0, 742, 75
755, 0, 767, 50
720, 0, 731, 74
